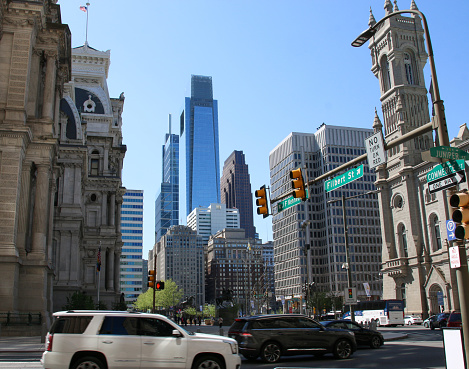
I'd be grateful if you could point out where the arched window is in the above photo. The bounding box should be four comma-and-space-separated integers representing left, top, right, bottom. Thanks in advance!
380, 56, 392, 92
433, 216, 442, 251
399, 224, 408, 257
404, 52, 415, 85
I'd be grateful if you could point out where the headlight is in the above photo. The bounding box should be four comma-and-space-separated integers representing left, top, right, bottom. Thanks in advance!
347, 331, 355, 336
223, 340, 238, 354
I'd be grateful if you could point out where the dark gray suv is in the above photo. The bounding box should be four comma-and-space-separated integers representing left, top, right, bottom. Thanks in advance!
228, 314, 357, 363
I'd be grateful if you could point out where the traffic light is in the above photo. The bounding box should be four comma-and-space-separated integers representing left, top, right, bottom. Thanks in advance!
450, 192, 469, 239
290, 168, 306, 200
255, 185, 269, 218
148, 270, 156, 289
155, 281, 165, 291
348, 288, 353, 299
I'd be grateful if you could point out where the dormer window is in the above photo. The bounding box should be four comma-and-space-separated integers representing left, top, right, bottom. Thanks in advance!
83, 95, 96, 113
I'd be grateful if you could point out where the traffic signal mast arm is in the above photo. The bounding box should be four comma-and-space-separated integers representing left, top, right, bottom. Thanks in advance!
270, 121, 435, 204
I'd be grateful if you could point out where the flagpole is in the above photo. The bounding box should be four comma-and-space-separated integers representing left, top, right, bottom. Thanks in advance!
85, 2, 90, 45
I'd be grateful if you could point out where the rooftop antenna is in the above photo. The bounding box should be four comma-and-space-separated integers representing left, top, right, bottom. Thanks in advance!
80, 3, 91, 45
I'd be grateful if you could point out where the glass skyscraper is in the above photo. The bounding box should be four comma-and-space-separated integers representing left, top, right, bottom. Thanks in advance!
155, 115, 179, 242
180, 75, 220, 218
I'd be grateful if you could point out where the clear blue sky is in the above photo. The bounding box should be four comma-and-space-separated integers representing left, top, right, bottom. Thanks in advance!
58, 1, 467, 257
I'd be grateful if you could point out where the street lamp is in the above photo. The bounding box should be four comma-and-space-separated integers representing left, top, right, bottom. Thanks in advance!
351, 9, 449, 147
300, 219, 311, 315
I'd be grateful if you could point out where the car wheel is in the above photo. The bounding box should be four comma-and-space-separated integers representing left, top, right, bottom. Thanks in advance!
261, 342, 282, 363
71, 356, 106, 369
430, 324, 435, 330
333, 339, 353, 360
370, 335, 382, 349
242, 354, 258, 361
192, 355, 223, 369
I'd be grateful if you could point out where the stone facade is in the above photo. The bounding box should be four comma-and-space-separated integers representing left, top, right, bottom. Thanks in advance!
53, 42, 126, 311
368, 2, 468, 316
0, 0, 71, 334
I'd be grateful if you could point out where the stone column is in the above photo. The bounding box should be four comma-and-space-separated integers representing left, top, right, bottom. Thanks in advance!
107, 248, 114, 290
27, 49, 41, 117
17, 163, 32, 256
31, 164, 51, 254
110, 193, 116, 226
41, 51, 57, 121
101, 192, 108, 226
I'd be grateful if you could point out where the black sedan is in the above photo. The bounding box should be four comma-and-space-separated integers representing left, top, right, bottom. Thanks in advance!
321, 320, 384, 349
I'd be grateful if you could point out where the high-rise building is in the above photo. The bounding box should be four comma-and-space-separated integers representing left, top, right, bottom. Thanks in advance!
155, 114, 179, 242
269, 125, 382, 313
261, 241, 277, 313
187, 204, 240, 245
180, 75, 220, 217
221, 151, 256, 239
206, 229, 262, 313
154, 225, 205, 307
120, 190, 144, 307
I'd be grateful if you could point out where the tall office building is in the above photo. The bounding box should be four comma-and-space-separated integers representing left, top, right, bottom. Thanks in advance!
180, 75, 220, 218
154, 225, 205, 307
206, 229, 262, 313
187, 203, 240, 245
269, 125, 382, 313
155, 115, 179, 242
221, 151, 256, 239
120, 190, 144, 307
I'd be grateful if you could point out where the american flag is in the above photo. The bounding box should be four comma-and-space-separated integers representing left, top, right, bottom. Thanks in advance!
96, 246, 101, 272
80, 5, 87, 12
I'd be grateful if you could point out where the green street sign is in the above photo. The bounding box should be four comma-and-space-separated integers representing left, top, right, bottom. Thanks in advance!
277, 189, 309, 212
430, 146, 469, 160
325, 165, 364, 193
427, 159, 465, 183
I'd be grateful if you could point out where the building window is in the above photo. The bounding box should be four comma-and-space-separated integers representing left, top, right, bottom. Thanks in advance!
433, 216, 442, 251
380, 56, 392, 92
399, 224, 408, 258
404, 52, 415, 85
90, 159, 99, 176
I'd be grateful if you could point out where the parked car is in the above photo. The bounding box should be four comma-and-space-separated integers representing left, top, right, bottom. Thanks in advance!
320, 320, 384, 349
404, 315, 423, 325
227, 314, 357, 363
447, 311, 462, 328
423, 315, 437, 328
430, 312, 450, 330
41, 310, 241, 369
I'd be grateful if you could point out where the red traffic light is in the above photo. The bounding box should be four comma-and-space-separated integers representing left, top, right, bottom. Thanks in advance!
155, 281, 165, 291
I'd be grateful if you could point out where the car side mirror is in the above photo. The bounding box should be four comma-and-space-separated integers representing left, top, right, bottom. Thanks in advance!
172, 329, 183, 337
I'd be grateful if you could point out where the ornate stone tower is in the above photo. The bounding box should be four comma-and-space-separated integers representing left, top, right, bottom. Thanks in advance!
0, 0, 71, 334
53, 42, 126, 310
368, 1, 440, 314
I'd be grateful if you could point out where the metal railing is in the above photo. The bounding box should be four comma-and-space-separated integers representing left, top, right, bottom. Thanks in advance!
0, 312, 42, 326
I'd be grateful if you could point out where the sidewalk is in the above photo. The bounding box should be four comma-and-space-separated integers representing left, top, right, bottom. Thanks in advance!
0, 325, 407, 353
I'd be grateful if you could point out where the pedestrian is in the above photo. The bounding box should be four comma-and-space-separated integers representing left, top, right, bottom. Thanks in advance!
218, 316, 223, 328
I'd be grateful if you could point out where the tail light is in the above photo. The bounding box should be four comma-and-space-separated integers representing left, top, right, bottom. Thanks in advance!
240, 332, 252, 337
45, 333, 53, 351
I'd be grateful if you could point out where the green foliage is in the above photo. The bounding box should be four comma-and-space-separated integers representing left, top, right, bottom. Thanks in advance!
184, 307, 197, 316
63, 291, 94, 310
203, 304, 216, 318
134, 279, 184, 311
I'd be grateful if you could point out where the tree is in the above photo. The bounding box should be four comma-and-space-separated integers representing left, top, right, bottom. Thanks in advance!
62, 291, 94, 310
134, 279, 184, 311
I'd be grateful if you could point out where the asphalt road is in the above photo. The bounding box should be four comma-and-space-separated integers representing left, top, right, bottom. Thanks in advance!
0, 325, 448, 369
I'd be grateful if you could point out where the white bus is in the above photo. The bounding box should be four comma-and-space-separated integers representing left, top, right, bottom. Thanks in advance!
343, 300, 405, 326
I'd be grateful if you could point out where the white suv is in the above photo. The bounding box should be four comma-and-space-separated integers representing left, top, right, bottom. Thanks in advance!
41, 310, 241, 369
